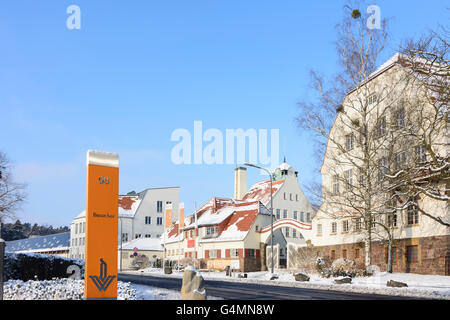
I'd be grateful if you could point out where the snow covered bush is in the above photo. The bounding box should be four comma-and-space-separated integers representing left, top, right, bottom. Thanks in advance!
315, 257, 332, 278
3, 279, 137, 300
330, 258, 367, 277
4, 252, 84, 281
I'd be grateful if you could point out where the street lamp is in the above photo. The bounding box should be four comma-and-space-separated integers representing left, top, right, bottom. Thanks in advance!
244, 162, 275, 275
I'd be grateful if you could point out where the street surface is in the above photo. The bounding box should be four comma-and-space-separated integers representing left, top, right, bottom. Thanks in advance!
118, 273, 415, 300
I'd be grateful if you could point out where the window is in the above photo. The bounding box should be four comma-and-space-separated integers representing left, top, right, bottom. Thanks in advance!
342, 220, 349, 233
355, 248, 360, 259
230, 249, 239, 257
396, 152, 407, 170
331, 222, 337, 234
283, 210, 287, 219
378, 157, 388, 181
296, 194, 299, 201
285, 227, 290, 238
317, 224, 322, 236
157, 217, 163, 225
387, 214, 397, 228
407, 245, 418, 263
145, 216, 151, 225
293, 211, 298, 220
255, 225, 259, 232
206, 226, 219, 237
284, 192, 286, 200
157, 201, 163, 213
135, 234, 141, 239
342, 249, 347, 259
292, 229, 297, 237
415, 145, 426, 162
82, 222, 85, 233
375, 116, 386, 137
122, 233, 128, 242
385, 247, 398, 264
359, 170, 366, 187
345, 133, 355, 151
330, 250, 336, 260
395, 108, 405, 127
344, 169, 353, 189
332, 175, 340, 195
276, 209, 280, 220
300, 212, 304, 222
306, 212, 311, 223
368, 94, 377, 105
248, 249, 256, 258
145, 234, 151, 238
290, 193, 293, 201
407, 198, 419, 225
209, 250, 217, 258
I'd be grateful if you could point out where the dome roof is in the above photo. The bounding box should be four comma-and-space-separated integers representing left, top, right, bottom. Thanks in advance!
279, 161, 292, 171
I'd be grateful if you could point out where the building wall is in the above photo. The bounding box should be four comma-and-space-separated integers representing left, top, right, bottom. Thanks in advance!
271, 173, 314, 245
309, 235, 450, 275
118, 249, 163, 271
308, 62, 450, 275
69, 187, 180, 259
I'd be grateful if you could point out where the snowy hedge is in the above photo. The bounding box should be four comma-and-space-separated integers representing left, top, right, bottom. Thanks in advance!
3, 279, 136, 300
3, 253, 84, 281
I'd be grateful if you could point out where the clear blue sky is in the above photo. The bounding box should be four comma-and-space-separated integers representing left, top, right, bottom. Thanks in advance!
0, 1, 447, 227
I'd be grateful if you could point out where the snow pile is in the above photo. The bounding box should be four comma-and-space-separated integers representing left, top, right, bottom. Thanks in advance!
3, 279, 137, 300
125, 268, 450, 299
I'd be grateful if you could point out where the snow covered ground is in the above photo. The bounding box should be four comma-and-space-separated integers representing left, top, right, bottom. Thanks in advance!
2, 278, 186, 300
126, 267, 450, 300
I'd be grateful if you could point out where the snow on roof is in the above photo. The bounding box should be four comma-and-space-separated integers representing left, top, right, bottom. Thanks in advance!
118, 195, 141, 218
242, 179, 285, 206
165, 198, 270, 243
120, 237, 163, 251
5, 232, 70, 253
201, 201, 269, 243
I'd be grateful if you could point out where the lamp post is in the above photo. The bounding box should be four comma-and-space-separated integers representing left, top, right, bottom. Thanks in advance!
244, 162, 274, 275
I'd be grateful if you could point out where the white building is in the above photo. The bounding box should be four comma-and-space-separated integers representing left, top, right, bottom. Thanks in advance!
164, 161, 315, 270
69, 187, 180, 259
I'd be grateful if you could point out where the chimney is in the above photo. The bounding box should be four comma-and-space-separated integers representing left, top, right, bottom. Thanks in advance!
179, 202, 184, 230
234, 167, 247, 200
165, 203, 172, 229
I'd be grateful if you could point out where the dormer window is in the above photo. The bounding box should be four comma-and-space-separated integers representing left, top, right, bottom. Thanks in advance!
205, 226, 219, 238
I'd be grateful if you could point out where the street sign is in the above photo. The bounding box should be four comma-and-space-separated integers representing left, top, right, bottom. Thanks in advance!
85, 150, 119, 300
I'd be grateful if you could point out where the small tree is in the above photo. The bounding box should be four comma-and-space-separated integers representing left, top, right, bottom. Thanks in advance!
0, 152, 27, 225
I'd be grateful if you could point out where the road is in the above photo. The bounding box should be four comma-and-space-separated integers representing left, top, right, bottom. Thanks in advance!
118, 273, 413, 300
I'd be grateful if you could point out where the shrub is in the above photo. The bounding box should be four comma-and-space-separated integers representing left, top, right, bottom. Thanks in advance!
4, 253, 84, 281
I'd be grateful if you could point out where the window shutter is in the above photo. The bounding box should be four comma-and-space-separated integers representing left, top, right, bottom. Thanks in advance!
217, 250, 221, 258
238, 249, 244, 258
256, 249, 260, 258
245, 249, 249, 257
205, 250, 209, 259
225, 249, 230, 258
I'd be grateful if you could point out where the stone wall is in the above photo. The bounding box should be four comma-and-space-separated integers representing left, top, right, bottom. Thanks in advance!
305, 235, 449, 276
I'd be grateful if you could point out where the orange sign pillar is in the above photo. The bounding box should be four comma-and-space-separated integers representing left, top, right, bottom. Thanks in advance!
85, 150, 119, 300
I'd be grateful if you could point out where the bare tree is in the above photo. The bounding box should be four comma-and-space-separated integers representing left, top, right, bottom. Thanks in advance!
386, 27, 450, 227
296, 3, 399, 269
0, 152, 27, 224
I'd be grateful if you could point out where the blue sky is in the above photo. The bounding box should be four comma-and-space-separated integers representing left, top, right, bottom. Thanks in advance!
0, 1, 447, 227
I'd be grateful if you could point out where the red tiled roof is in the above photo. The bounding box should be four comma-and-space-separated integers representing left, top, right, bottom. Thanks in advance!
118, 196, 139, 210
242, 179, 285, 205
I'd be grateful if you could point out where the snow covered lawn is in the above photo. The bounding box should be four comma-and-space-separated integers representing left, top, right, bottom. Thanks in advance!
126, 267, 450, 300
2, 278, 183, 300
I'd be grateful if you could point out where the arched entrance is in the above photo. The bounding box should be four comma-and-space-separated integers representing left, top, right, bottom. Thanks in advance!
259, 219, 312, 271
